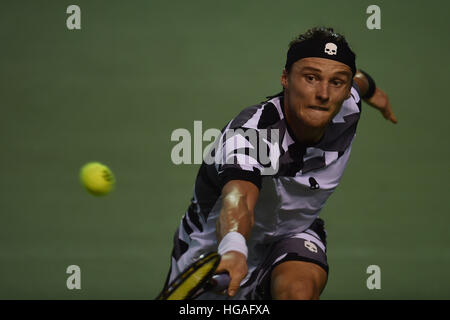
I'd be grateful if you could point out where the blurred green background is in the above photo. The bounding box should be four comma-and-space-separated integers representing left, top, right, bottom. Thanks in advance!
0, 0, 449, 299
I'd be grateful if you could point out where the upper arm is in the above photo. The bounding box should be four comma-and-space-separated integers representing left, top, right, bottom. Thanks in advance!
214, 124, 271, 238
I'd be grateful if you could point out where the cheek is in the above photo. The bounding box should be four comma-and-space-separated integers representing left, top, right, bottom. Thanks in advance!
287, 89, 307, 115
330, 88, 350, 107
289, 78, 314, 102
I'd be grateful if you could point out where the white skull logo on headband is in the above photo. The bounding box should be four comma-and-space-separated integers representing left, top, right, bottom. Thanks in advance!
324, 42, 337, 55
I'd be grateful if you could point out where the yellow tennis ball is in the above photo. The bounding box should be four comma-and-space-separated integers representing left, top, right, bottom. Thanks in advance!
80, 162, 115, 196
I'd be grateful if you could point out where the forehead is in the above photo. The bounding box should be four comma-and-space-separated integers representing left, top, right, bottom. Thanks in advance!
293, 57, 352, 76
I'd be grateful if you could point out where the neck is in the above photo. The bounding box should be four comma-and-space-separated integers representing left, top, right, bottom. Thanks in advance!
283, 96, 326, 146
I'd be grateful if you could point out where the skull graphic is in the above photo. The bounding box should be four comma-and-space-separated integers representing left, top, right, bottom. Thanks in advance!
324, 42, 337, 55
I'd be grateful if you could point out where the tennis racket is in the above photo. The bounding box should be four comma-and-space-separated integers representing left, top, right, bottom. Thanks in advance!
156, 252, 231, 300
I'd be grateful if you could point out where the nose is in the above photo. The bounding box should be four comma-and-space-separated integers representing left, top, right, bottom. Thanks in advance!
315, 82, 329, 103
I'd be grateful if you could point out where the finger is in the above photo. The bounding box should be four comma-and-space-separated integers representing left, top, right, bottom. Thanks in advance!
390, 113, 398, 124
227, 267, 248, 297
227, 273, 243, 297
385, 102, 398, 124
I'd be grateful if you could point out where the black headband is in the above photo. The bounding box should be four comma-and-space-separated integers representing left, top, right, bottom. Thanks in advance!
285, 38, 356, 76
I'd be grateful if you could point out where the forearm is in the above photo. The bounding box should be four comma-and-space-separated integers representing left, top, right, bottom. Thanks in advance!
217, 187, 254, 241
216, 180, 259, 242
353, 69, 397, 123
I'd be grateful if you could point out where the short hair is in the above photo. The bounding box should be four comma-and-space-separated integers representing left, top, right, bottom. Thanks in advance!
285, 27, 356, 73
266, 27, 355, 99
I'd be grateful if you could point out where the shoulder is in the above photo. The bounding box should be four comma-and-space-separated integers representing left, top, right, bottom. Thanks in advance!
228, 96, 284, 131
331, 82, 362, 124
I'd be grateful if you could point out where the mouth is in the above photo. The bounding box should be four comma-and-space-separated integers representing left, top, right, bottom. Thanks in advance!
307, 105, 329, 112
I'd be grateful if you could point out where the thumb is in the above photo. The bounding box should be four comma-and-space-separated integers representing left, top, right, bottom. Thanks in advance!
215, 263, 226, 275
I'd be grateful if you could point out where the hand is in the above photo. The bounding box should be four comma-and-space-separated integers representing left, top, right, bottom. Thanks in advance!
365, 87, 398, 124
215, 251, 248, 297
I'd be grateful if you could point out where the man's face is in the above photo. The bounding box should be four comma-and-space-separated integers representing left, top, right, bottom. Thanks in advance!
281, 57, 353, 129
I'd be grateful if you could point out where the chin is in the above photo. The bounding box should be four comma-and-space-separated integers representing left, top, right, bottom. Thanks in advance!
299, 110, 329, 128
304, 119, 328, 129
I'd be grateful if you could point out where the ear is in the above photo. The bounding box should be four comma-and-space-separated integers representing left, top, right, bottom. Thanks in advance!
281, 69, 288, 89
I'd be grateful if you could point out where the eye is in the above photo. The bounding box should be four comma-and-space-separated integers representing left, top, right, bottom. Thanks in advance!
305, 74, 316, 82
331, 79, 344, 87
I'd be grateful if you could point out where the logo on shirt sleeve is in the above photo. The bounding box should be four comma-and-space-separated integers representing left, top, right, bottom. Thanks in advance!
304, 240, 318, 253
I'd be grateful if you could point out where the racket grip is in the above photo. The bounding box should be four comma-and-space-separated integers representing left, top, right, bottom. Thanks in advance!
210, 274, 231, 292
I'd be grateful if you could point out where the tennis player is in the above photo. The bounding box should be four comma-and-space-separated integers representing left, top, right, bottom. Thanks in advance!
163, 27, 397, 300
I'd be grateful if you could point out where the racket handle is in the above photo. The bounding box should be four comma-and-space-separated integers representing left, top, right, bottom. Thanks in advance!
210, 274, 231, 292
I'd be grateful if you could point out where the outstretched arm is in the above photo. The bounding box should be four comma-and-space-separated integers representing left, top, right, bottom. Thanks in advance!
353, 69, 398, 124
215, 179, 259, 297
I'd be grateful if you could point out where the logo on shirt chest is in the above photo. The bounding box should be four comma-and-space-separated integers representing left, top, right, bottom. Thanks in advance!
308, 177, 320, 190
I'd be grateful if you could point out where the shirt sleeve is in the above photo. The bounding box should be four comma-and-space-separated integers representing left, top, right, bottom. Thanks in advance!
214, 127, 271, 191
